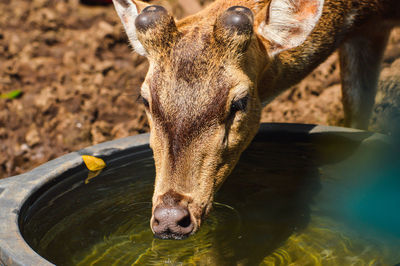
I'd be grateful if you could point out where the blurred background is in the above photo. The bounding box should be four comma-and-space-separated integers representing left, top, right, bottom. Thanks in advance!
0, 0, 399, 179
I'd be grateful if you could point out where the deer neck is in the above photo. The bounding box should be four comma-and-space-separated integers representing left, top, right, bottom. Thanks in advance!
256, 0, 391, 104
256, 0, 348, 103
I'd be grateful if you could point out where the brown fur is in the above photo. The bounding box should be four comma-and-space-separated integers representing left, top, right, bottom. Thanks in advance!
113, 0, 400, 235
159, 189, 191, 207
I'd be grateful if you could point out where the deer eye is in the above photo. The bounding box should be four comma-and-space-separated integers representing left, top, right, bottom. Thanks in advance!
229, 96, 248, 117
139, 95, 150, 108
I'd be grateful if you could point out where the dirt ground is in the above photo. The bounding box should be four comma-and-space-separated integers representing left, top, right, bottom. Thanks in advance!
0, 0, 399, 179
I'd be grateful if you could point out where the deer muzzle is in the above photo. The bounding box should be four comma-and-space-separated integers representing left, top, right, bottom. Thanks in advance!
150, 190, 201, 240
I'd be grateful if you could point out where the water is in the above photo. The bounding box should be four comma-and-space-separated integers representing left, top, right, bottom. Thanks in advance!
21, 132, 400, 265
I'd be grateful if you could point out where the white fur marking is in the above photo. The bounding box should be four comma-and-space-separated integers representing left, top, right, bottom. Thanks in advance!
112, 0, 147, 56
258, 0, 325, 56
141, 84, 150, 100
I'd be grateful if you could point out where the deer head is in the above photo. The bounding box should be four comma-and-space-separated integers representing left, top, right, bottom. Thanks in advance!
113, 0, 324, 239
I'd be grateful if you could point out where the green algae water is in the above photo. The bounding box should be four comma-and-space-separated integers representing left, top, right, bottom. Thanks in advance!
21, 130, 400, 265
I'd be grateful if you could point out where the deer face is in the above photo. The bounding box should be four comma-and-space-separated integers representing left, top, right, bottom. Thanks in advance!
113, 0, 324, 239
146, 60, 261, 238
138, 5, 261, 239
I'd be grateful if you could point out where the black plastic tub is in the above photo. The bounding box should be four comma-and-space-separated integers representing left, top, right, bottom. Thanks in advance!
0, 123, 399, 265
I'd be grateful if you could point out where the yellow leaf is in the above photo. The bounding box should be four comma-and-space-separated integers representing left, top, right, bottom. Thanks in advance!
82, 155, 106, 172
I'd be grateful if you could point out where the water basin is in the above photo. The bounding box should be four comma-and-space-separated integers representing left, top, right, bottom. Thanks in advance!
1, 123, 399, 265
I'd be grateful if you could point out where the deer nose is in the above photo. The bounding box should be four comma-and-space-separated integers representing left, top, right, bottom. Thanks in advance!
152, 205, 194, 239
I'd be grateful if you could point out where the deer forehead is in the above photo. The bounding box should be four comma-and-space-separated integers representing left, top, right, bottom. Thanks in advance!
145, 53, 233, 165
148, 68, 231, 166
148, 61, 231, 124
145, 29, 242, 113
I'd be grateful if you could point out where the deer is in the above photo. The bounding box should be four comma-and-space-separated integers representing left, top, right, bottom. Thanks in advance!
112, 0, 400, 239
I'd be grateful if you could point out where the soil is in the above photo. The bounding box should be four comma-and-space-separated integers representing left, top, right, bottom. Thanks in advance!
0, 0, 399, 179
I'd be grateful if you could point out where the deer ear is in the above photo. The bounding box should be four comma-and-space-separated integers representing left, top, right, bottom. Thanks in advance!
257, 0, 324, 57
112, 0, 150, 56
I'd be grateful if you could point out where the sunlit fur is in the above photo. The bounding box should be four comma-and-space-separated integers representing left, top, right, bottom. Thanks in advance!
113, 0, 400, 235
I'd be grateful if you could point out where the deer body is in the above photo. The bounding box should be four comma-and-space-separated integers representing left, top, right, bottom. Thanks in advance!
113, 0, 400, 239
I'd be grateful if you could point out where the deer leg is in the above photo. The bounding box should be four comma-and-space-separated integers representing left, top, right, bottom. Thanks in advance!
339, 27, 391, 129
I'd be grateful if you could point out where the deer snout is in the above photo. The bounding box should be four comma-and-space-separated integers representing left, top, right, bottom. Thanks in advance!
152, 205, 194, 239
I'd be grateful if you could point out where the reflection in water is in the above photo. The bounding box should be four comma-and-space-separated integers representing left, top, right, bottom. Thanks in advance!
21, 130, 400, 265
215, 140, 321, 265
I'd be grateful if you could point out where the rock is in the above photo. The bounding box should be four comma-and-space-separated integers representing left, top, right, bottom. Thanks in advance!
91, 120, 112, 144
25, 127, 40, 147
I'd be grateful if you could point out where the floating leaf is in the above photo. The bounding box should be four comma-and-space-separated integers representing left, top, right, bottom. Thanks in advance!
1, 90, 22, 99
82, 155, 106, 171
